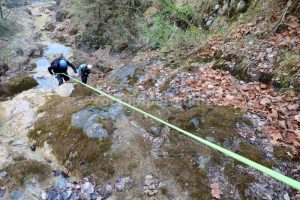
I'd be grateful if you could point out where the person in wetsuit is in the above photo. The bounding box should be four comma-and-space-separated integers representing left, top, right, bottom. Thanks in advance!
48, 58, 78, 85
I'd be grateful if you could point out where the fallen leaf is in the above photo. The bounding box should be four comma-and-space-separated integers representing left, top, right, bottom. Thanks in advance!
210, 182, 222, 199
260, 98, 271, 106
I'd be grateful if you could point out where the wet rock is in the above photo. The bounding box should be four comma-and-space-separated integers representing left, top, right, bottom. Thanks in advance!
16, 48, 24, 56
54, 83, 74, 97
237, 0, 247, 13
55, 11, 66, 22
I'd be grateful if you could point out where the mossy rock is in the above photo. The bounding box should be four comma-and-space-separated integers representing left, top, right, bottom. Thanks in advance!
7, 76, 38, 94
29, 95, 116, 182
0, 76, 38, 99
0, 160, 51, 191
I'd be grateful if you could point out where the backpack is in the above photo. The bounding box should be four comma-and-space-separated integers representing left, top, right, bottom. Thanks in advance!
77, 64, 87, 75
51, 59, 61, 68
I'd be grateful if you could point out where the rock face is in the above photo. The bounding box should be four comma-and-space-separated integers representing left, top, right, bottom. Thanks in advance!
71, 103, 122, 139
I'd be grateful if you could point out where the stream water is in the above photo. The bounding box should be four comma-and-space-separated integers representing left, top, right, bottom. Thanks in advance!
33, 43, 72, 90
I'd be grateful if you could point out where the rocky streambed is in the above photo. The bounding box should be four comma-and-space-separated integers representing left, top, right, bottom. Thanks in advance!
0, 0, 299, 200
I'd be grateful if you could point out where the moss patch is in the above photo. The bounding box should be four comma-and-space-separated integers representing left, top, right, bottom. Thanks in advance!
225, 163, 255, 199
29, 95, 117, 183
154, 134, 215, 200
0, 160, 51, 191
273, 145, 293, 162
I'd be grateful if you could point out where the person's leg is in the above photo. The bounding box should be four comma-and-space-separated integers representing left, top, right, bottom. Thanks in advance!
81, 75, 87, 84
56, 74, 63, 86
62, 73, 70, 82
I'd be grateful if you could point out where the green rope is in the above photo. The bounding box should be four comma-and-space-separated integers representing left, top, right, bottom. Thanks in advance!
57, 73, 300, 191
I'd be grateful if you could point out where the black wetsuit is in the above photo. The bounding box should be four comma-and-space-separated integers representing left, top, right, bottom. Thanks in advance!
48, 59, 76, 85
80, 66, 91, 84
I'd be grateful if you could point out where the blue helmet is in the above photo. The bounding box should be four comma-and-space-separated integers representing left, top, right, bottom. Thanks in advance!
59, 60, 67, 68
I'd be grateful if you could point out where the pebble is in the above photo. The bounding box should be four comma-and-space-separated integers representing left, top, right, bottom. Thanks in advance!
81, 181, 94, 194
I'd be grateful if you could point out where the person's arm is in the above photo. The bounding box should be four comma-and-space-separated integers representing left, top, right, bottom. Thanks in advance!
66, 61, 77, 74
48, 66, 54, 75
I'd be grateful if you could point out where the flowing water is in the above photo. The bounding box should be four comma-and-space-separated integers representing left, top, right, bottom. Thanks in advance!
33, 43, 72, 90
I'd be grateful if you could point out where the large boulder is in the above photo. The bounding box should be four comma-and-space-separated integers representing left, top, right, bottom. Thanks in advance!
71, 103, 122, 139
0, 76, 38, 100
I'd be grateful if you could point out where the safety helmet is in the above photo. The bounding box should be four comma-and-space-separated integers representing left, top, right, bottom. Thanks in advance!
87, 65, 93, 69
59, 60, 67, 68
